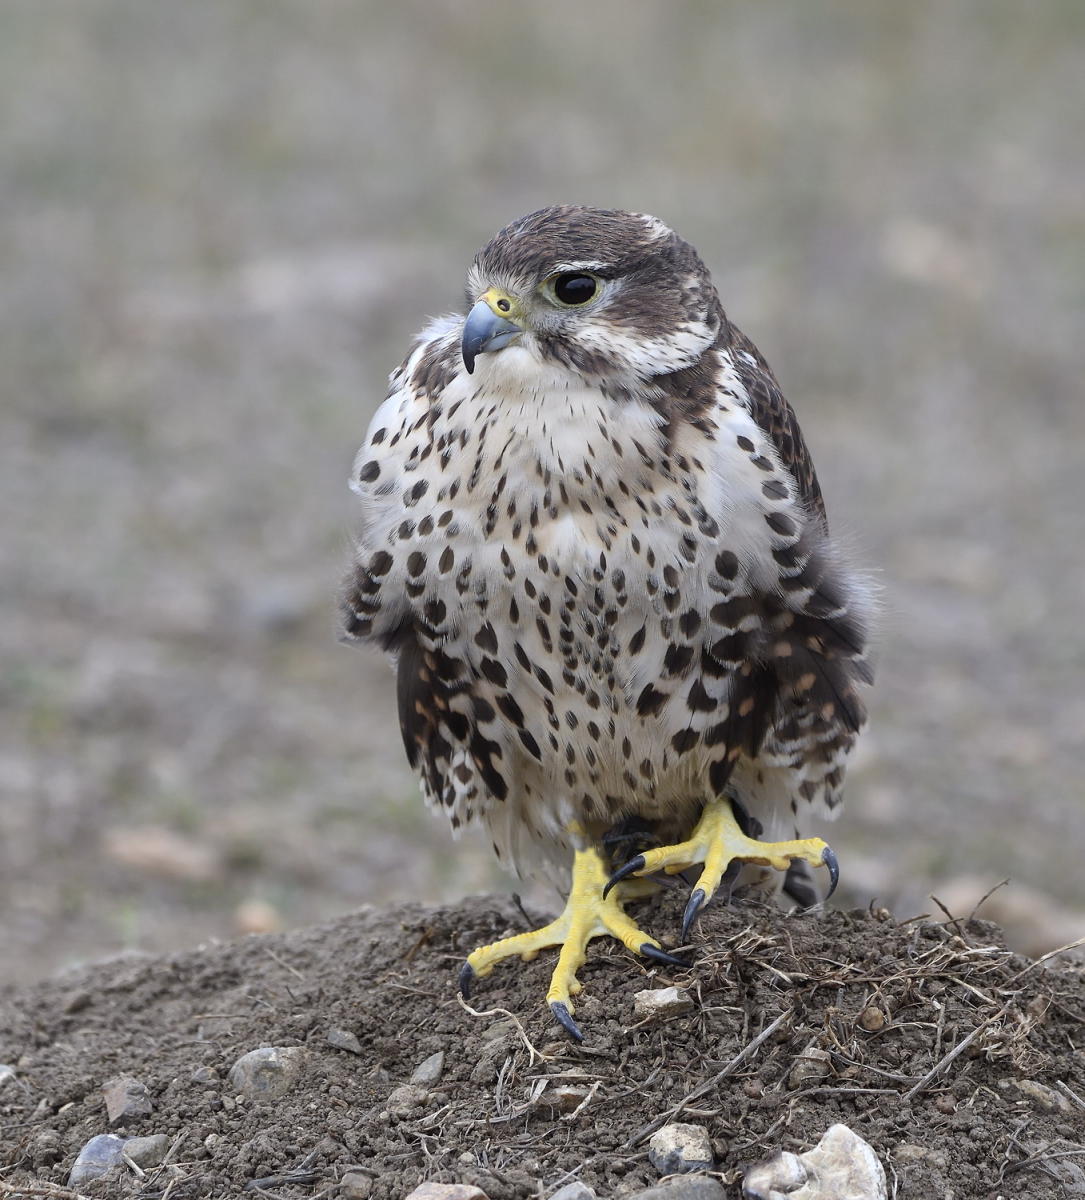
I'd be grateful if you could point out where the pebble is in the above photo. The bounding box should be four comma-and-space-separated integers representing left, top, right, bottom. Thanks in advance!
648, 1122, 715, 1174
743, 1123, 886, 1200
894, 1142, 947, 1168
858, 1006, 885, 1032
0, 1064, 15, 1090
1015, 1079, 1068, 1113
326, 1028, 364, 1055
124, 1133, 171, 1168
234, 897, 283, 934
402, 1185, 489, 1200
190, 1065, 220, 1086
386, 1083, 429, 1117
102, 1075, 153, 1125
544, 1083, 593, 1113
624, 1179, 726, 1200
410, 1050, 446, 1085
634, 986, 695, 1021
227, 1046, 308, 1101
62, 988, 92, 1015
787, 1045, 832, 1090
68, 1133, 127, 1186
340, 1171, 373, 1199
549, 1183, 597, 1200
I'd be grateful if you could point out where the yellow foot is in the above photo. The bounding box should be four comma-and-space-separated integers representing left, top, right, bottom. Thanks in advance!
458, 844, 686, 1041
604, 797, 839, 939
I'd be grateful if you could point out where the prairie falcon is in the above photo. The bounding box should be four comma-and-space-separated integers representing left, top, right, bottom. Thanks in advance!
342, 206, 873, 1038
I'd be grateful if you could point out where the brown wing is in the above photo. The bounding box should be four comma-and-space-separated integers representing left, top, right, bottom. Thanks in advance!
729, 328, 828, 529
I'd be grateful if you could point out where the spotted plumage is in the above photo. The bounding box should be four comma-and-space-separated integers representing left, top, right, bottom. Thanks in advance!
342, 205, 873, 900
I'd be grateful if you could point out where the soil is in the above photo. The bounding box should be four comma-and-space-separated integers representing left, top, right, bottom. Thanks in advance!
2, 890, 1083, 1200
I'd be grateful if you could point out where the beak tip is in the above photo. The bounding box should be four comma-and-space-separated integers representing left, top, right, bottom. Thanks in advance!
460, 298, 521, 376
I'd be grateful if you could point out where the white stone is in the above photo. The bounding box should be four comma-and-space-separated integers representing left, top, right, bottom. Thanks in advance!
634, 986, 695, 1020
743, 1123, 886, 1200
402, 1185, 489, 1200
648, 1122, 715, 1174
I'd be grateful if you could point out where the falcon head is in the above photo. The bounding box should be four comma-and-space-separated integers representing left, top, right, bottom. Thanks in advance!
461, 206, 722, 384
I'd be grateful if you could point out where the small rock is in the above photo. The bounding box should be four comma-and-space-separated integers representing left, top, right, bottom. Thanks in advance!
190, 1065, 220, 1086
648, 1122, 715, 1174
123, 1134, 171, 1168
634, 986, 695, 1021
549, 1183, 596, 1200
228, 1046, 307, 1101
858, 1006, 885, 1032
624, 1179, 726, 1200
386, 1083, 429, 1117
410, 1050, 446, 1085
68, 1133, 127, 1186
544, 1083, 592, 1112
894, 1143, 947, 1168
743, 1123, 887, 1200
62, 988, 92, 1014
326, 1029, 364, 1055
787, 1045, 832, 1090
458, 1151, 478, 1164
1015, 1079, 1067, 1113
103, 825, 218, 882
340, 1171, 373, 1199
234, 897, 283, 934
102, 1075, 153, 1125
402, 1185, 490, 1200
0, 1063, 15, 1090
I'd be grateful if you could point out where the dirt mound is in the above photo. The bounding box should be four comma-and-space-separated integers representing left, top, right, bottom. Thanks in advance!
2, 891, 1083, 1199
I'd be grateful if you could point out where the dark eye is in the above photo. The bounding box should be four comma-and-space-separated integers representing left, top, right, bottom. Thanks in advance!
551, 272, 598, 306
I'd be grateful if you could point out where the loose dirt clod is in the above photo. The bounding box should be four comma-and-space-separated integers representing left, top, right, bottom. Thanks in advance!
2, 891, 1084, 1199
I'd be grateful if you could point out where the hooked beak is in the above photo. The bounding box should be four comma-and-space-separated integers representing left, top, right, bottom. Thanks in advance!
461, 290, 524, 374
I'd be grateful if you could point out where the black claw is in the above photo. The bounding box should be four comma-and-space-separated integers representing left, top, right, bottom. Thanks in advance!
681, 887, 708, 940
603, 853, 646, 899
728, 794, 763, 839
640, 943, 690, 969
822, 845, 840, 899
550, 1001, 584, 1042
458, 961, 475, 1000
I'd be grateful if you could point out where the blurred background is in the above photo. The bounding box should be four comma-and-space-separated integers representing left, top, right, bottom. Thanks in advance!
2, 0, 1082, 984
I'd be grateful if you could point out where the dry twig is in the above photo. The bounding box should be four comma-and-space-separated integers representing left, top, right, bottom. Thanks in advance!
621, 1006, 793, 1148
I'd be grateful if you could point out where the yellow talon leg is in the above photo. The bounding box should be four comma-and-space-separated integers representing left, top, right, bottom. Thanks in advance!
459, 840, 686, 1040
605, 796, 839, 938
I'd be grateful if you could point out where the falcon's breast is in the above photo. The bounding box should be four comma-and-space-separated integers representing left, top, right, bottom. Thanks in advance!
341, 206, 873, 880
